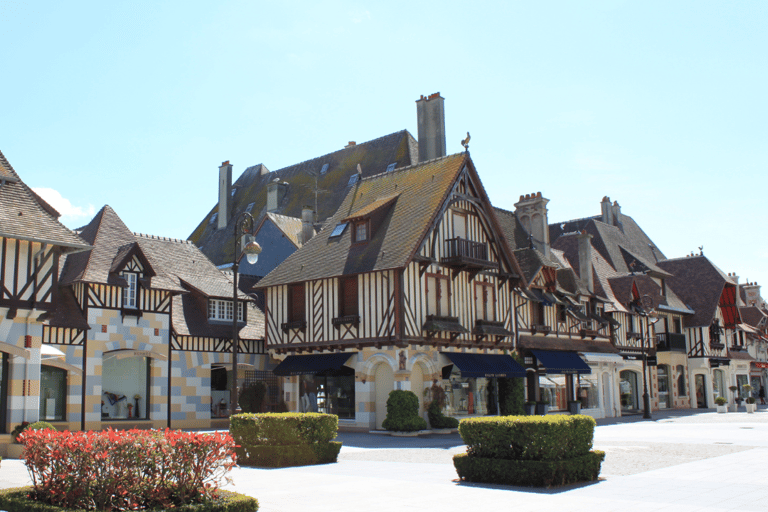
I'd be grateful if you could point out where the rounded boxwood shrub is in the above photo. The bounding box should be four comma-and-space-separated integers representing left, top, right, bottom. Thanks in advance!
382, 390, 427, 432
238, 382, 268, 413
715, 396, 727, 406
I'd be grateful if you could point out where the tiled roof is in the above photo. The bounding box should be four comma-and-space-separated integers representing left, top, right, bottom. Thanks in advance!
257, 153, 467, 287
264, 212, 304, 248
493, 207, 531, 251
189, 130, 418, 267
740, 306, 767, 329
657, 255, 735, 328
0, 149, 90, 252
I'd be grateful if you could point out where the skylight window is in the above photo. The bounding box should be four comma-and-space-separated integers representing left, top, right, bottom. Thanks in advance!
347, 173, 360, 186
245, 202, 255, 213
386, 163, 396, 173
320, 163, 329, 175
329, 222, 348, 238
209, 213, 218, 225
231, 188, 237, 196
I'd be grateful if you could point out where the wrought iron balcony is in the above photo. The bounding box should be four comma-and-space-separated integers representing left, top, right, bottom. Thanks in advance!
656, 332, 687, 352
440, 238, 498, 271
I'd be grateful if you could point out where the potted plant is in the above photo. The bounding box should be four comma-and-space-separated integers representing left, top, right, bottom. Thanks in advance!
568, 400, 581, 415
715, 395, 727, 413
535, 401, 549, 415
729, 385, 739, 412
524, 401, 536, 415
743, 384, 756, 413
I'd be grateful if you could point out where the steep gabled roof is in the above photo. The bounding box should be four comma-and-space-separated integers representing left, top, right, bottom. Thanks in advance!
657, 255, 736, 327
189, 130, 418, 267
0, 149, 90, 252
262, 212, 304, 249
257, 152, 520, 287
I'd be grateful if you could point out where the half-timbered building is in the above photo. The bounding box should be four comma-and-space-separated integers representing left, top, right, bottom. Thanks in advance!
256, 152, 528, 430
658, 255, 752, 408
0, 149, 92, 455
47, 205, 268, 434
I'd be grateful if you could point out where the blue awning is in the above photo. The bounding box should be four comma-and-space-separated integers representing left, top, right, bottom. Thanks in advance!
530, 350, 591, 375
442, 352, 526, 378
273, 352, 356, 376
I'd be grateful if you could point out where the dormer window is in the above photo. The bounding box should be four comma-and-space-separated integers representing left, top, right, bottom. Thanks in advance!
122, 272, 138, 309
353, 220, 369, 243
208, 299, 244, 322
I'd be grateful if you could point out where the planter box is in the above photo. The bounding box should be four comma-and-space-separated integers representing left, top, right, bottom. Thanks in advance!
716, 405, 727, 413
536, 403, 549, 415
746, 403, 757, 414
568, 402, 581, 415
524, 404, 536, 416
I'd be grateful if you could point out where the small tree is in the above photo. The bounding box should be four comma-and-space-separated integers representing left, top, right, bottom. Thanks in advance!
239, 381, 268, 413
424, 381, 458, 429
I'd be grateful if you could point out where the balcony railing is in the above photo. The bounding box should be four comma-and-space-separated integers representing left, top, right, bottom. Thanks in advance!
440, 238, 498, 270
656, 332, 686, 352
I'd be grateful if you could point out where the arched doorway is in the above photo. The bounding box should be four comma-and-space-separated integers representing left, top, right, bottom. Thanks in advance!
695, 374, 707, 408
619, 370, 640, 412
411, 362, 425, 417
657, 365, 670, 408
374, 363, 394, 430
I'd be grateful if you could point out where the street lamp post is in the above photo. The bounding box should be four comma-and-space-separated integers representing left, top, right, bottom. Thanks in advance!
640, 295, 658, 420
230, 212, 262, 417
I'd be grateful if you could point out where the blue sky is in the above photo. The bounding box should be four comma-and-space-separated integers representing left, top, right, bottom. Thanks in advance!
2, 1, 767, 291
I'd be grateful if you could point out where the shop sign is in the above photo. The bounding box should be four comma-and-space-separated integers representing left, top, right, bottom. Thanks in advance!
646, 356, 658, 366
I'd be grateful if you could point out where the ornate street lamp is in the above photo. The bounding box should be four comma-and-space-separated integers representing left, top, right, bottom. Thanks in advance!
640, 295, 659, 420
230, 212, 262, 417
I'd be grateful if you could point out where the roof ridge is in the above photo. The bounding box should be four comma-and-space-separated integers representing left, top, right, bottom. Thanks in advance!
362, 151, 465, 181
135, 232, 193, 244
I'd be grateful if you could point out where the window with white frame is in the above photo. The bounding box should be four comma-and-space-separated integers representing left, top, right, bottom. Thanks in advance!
122, 272, 138, 308
208, 299, 244, 321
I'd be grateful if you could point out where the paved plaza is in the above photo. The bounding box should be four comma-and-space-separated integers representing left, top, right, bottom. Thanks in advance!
2, 408, 768, 511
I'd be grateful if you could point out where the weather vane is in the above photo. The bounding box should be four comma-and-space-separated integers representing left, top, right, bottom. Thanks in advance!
461, 131, 471, 151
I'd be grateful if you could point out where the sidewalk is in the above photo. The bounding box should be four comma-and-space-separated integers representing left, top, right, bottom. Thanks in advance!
2, 408, 767, 511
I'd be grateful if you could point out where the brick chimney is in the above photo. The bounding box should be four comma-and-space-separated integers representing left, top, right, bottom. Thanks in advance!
513, 192, 550, 258
600, 196, 613, 225
578, 230, 594, 294
301, 206, 315, 245
267, 179, 289, 212
218, 161, 233, 230
416, 92, 446, 162
612, 201, 622, 229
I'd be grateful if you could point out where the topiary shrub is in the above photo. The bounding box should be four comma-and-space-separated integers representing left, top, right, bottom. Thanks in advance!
498, 352, 525, 415
715, 396, 727, 406
382, 390, 427, 432
238, 382, 268, 413
231, 413, 341, 468
10, 421, 56, 443
427, 399, 459, 430
454, 415, 604, 487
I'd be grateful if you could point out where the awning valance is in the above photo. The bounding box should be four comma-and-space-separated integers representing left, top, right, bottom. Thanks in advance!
580, 352, 625, 364
442, 352, 526, 378
530, 349, 592, 375
273, 352, 356, 376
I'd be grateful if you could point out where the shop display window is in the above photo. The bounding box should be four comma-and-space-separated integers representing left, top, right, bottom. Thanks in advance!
102, 355, 149, 419
40, 365, 66, 421
441, 365, 489, 417
539, 376, 567, 411
578, 376, 599, 409
299, 369, 355, 419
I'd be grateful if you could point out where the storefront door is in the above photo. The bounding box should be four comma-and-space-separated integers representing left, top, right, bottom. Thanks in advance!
657, 365, 670, 409
619, 370, 639, 412
695, 374, 707, 408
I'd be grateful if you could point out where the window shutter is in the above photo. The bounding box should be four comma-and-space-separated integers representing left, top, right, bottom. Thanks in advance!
290, 283, 305, 322
342, 277, 358, 316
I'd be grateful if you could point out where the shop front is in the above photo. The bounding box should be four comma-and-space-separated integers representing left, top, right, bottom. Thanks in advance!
526, 350, 592, 413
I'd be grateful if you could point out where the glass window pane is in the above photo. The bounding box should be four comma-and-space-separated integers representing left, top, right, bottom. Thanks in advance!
40, 366, 66, 421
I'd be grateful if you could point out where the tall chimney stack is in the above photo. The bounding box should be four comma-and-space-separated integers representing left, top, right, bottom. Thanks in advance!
416, 92, 446, 162
578, 230, 594, 294
600, 196, 613, 225
513, 192, 550, 258
218, 161, 233, 230
301, 206, 315, 245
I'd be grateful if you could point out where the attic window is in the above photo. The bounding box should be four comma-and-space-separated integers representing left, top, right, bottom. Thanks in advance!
320, 163, 329, 175
245, 202, 255, 213
386, 163, 396, 173
329, 222, 348, 238
231, 188, 237, 196
347, 173, 360, 186
209, 213, 218, 225
352, 220, 369, 243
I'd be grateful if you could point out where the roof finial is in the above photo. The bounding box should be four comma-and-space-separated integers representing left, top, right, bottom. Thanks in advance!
461, 132, 471, 151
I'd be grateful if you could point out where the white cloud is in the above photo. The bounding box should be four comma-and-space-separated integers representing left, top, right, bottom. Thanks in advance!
350, 9, 371, 23
32, 187, 96, 225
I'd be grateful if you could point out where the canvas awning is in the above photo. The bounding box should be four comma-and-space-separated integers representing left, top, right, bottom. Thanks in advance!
442, 352, 526, 378
530, 349, 592, 375
273, 352, 357, 376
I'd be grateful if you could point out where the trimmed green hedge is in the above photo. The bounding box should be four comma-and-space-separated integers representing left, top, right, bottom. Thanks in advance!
453, 451, 605, 487
236, 441, 342, 467
0, 487, 258, 512
454, 415, 603, 487
427, 400, 459, 430
230, 413, 340, 468
459, 414, 596, 461
382, 390, 427, 432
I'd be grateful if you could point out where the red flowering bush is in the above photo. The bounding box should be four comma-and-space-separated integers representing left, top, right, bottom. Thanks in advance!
18, 428, 238, 511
